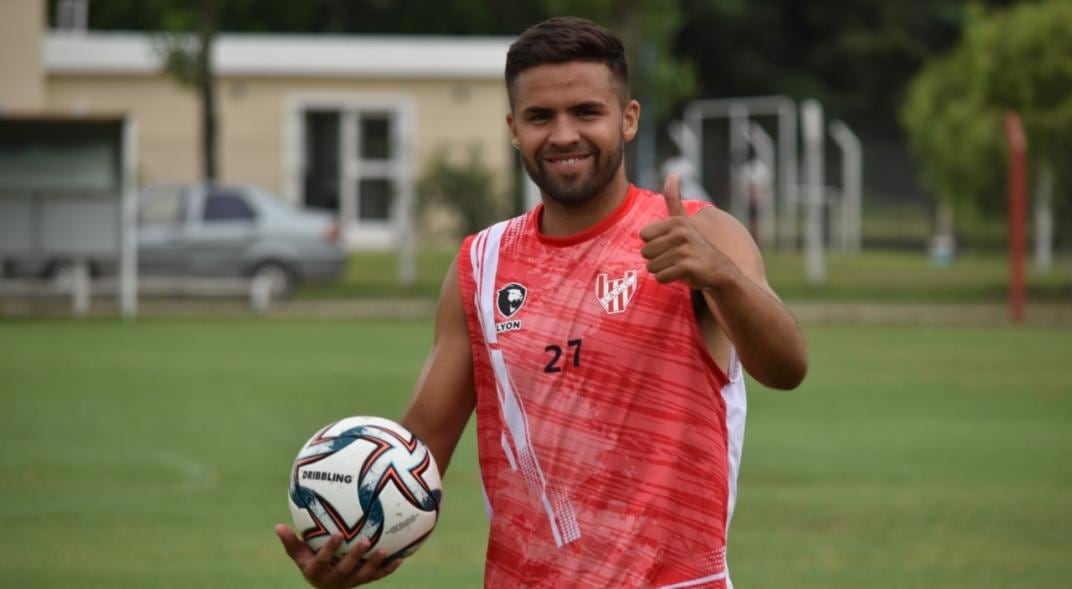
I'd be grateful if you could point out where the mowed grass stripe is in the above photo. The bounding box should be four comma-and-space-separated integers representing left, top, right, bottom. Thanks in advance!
1, 320, 1069, 588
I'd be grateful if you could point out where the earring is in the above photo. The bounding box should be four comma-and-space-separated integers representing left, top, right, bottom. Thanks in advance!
511, 138, 520, 149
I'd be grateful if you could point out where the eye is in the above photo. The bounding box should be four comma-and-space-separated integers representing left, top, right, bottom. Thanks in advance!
527, 111, 552, 123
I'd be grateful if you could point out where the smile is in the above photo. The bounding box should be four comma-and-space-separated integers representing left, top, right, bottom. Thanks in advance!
544, 154, 591, 169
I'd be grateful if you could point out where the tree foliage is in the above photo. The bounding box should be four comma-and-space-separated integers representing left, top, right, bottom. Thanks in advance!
417, 145, 506, 238
901, 0, 1072, 223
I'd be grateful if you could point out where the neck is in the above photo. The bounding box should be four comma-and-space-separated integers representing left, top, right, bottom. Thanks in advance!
538, 171, 630, 238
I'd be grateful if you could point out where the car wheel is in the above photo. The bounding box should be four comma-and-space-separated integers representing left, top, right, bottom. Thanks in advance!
251, 261, 297, 300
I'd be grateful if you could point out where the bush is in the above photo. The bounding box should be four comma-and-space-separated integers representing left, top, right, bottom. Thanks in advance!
417, 145, 508, 240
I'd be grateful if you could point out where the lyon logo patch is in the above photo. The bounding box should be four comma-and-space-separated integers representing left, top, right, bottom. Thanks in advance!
496, 283, 527, 318
595, 270, 638, 314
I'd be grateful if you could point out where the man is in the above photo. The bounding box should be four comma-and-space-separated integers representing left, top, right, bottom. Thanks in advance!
277, 16, 807, 588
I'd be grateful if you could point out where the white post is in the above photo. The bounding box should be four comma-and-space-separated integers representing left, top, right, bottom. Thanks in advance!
119, 118, 138, 319
395, 106, 416, 288
340, 112, 357, 247
71, 259, 90, 317
728, 104, 750, 222
801, 99, 825, 286
1035, 162, 1054, 273
747, 122, 776, 250
777, 100, 798, 251
828, 119, 862, 253
250, 274, 273, 314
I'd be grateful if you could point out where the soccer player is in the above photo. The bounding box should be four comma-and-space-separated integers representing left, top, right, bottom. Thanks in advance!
277, 16, 807, 588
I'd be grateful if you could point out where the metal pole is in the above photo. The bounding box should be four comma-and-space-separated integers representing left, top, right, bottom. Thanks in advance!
747, 122, 776, 249
801, 99, 825, 286
1034, 162, 1054, 273
1004, 112, 1028, 325
119, 117, 139, 319
72, 258, 90, 317
396, 107, 416, 288
635, 41, 658, 190
828, 119, 862, 253
728, 104, 749, 221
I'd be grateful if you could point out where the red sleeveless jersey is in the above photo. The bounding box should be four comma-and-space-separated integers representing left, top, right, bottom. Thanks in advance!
457, 185, 747, 588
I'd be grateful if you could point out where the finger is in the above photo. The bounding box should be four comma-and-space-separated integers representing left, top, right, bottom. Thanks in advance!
638, 217, 678, 242
335, 539, 370, 578
645, 250, 679, 277
653, 263, 688, 285
662, 174, 687, 218
306, 534, 343, 579
640, 232, 680, 261
348, 549, 390, 584
275, 524, 311, 564
369, 558, 404, 581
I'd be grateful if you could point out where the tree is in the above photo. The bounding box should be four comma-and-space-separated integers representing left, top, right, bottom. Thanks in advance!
901, 0, 1072, 242
152, 0, 221, 182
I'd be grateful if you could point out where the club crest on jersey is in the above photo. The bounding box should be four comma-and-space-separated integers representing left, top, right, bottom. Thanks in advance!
595, 270, 638, 314
496, 283, 527, 317
495, 283, 527, 334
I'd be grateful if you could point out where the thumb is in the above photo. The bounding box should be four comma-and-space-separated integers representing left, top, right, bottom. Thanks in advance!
662, 174, 687, 218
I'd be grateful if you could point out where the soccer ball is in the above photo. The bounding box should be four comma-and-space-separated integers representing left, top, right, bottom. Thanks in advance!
288, 416, 442, 561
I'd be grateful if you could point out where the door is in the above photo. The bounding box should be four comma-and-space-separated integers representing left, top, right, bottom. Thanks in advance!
137, 184, 189, 276
185, 186, 258, 277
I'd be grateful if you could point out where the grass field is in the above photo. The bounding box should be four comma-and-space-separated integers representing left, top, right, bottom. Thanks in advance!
300, 249, 1072, 303
1, 319, 1070, 588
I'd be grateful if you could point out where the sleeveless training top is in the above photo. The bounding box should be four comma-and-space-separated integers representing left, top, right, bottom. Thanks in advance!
456, 184, 747, 588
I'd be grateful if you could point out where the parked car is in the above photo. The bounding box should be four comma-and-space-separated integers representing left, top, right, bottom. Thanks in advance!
5, 183, 345, 298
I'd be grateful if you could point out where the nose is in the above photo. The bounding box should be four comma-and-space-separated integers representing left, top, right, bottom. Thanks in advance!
548, 114, 580, 148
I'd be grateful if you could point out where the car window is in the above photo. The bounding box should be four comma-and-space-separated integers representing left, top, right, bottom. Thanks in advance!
138, 187, 186, 225
203, 190, 256, 222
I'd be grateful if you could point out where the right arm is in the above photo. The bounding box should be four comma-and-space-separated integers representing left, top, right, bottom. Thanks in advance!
276, 256, 476, 587
400, 256, 476, 476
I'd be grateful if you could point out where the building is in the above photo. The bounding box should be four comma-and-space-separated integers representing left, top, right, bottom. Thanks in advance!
0, 0, 516, 249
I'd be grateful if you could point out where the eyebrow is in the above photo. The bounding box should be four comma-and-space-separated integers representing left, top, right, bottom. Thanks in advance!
521, 100, 609, 116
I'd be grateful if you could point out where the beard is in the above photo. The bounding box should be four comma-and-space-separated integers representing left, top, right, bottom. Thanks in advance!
522, 137, 624, 207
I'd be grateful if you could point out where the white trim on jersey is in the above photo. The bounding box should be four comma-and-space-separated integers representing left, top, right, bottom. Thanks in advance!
657, 571, 729, 589
722, 346, 747, 528
470, 220, 582, 547
718, 346, 746, 589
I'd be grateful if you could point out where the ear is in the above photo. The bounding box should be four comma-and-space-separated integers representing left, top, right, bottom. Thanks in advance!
622, 99, 640, 142
506, 112, 518, 147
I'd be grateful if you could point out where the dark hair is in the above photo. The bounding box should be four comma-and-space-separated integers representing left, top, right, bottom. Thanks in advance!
505, 17, 630, 108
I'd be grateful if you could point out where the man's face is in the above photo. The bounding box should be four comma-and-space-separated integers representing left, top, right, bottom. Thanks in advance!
507, 62, 639, 206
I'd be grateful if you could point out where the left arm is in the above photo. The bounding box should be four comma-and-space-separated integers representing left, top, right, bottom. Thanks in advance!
640, 176, 807, 390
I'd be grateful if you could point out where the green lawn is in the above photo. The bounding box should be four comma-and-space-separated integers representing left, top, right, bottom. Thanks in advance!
300, 249, 1072, 304
1, 320, 1070, 588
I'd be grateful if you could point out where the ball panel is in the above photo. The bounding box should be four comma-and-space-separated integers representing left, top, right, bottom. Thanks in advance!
288, 416, 442, 560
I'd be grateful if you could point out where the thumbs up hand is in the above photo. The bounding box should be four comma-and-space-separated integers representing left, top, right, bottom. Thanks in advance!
639, 174, 736, 290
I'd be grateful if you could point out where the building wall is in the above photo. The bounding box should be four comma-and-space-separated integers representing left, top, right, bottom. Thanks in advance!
45, 74, 512, 199
0, 0, 46, 111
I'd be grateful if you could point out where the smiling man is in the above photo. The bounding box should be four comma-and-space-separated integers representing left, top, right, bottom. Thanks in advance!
277, 17, 807, 589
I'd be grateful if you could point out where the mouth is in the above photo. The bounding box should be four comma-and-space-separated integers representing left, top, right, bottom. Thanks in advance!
542, 153, 592, 173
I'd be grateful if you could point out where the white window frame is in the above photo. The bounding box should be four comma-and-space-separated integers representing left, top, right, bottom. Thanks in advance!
283, 93, 415, 250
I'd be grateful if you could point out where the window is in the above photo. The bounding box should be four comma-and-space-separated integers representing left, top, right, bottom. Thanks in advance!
203, 190, 255, 222
353, 113, 396, 224
360, 115, 391, 160
138, 186, 186, 225
357, 178, 394, 221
